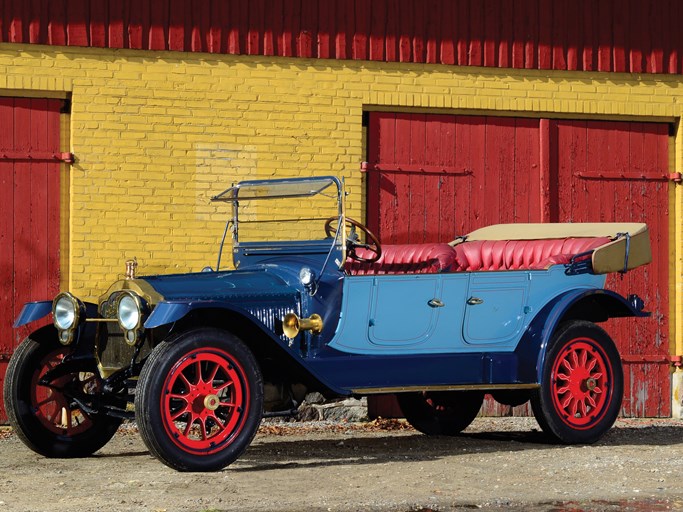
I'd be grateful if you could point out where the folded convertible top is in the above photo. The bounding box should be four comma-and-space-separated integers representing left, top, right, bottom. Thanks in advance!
454, 223, 651, 274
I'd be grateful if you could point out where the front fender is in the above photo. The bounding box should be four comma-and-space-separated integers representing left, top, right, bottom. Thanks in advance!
14, 301, 52, 327
144, 300, 349, 395
145, 300, 292, 330
515, 288, 647, 384
144, 301, 192, 328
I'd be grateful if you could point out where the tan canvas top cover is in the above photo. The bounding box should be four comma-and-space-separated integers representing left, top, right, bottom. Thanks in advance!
453, 223, 651, 274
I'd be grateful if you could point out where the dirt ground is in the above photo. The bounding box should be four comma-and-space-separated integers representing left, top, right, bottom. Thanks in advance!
1, 417, 683, 512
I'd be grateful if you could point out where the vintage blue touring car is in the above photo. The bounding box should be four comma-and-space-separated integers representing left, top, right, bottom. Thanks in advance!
4, 175, 651, 471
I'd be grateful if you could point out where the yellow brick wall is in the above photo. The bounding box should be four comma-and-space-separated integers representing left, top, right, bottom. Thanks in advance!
1, 44, 683, 364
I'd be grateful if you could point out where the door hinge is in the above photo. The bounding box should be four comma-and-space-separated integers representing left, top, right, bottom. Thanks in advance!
668, 172, 682, 183
0, 151, 74, 164
621, 354, 671, 364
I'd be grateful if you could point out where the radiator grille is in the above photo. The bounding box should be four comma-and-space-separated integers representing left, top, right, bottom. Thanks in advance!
97, 291, 142, 370
246, 303, 300, 342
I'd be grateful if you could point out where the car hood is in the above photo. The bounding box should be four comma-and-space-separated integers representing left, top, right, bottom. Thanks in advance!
139, 267, 299, 302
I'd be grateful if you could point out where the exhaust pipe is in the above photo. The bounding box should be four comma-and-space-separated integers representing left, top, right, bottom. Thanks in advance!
283, 313, 323, 339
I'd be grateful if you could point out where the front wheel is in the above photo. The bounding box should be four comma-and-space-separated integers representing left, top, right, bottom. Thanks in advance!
3, 330, 122, 457
135, 328, 263, 471
397, 391, 484, 435
531, 320, 623, 444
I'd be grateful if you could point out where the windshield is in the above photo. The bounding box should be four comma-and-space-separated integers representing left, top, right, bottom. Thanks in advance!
213, 176, 344, 245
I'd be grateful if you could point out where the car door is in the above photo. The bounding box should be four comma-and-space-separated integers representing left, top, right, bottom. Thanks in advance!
330, 273, 470, 354
367, 275, 442, 346
462, 271, 530, 347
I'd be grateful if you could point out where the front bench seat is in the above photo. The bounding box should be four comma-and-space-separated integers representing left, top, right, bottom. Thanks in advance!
346, 243, 457, 275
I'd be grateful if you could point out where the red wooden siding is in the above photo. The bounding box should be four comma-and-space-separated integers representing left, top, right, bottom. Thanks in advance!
1, 0, 682, 75
367, 112, 670, 418
0, 98, 61, 422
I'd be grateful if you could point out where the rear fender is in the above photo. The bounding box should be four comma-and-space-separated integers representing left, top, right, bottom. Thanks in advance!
515, 289, 647, 383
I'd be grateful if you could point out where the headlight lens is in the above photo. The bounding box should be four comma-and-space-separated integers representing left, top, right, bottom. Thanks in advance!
53, 293, 79, 331
117, 293, 142, 331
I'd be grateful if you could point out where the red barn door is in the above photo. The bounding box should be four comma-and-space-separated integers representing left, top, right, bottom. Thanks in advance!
366, 112, 671, 418
554, 120, 671, 417
0, 98, 62, 422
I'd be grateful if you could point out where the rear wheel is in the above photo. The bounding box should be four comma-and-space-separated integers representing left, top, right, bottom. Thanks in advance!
4, 332, 122, 457
531, 320, 623, 444
135, 328, 263, 471
397, 391, 484, 435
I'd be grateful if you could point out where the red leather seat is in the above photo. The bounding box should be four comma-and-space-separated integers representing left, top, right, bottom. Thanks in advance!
346, 243, 457, 275
453, 237, 611, 271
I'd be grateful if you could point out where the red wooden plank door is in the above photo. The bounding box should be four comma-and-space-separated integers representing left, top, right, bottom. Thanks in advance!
0, 98, 61, 422
554, 119, 670, 417
366, 112, 542, 243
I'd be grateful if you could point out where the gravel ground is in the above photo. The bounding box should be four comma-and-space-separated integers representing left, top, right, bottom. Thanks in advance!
1, 417, 683, 512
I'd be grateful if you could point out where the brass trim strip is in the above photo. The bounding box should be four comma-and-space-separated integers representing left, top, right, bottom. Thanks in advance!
351, 383, 540, 394
85, 318, 119, 323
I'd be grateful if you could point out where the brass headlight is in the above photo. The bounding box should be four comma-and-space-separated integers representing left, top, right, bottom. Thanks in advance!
52, 292, 83, 345
116, 292, 146, 346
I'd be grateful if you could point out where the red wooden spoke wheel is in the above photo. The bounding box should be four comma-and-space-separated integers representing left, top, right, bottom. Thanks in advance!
31, 348, 96, 436
3, 328, 121, 458
549, 339, 612, 429
161, 348, 249, 454
531, 320, 623, 444
136, 328, 263, 471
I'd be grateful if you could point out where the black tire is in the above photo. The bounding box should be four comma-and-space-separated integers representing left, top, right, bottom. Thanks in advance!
3, 332, 122, 457
531, 320, 623, 444
135, 328, 263, 471
397, 390, 484, 435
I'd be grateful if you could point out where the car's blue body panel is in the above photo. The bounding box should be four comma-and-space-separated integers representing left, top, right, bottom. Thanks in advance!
328, 266, 606, 355
142, 268, 294, 300
136, 268, 300, 333
118, 258, 643, 396
304, 277, 644, 395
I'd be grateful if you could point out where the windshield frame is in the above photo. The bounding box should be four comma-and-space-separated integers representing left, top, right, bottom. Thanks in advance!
212, 176, 346, 273
212, 176, 340, 202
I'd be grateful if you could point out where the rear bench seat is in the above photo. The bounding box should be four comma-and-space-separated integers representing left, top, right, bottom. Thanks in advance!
346, 237, 611, 275
452, 237, 611, 272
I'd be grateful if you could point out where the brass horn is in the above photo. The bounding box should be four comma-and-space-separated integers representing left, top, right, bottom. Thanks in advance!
282, 313, 323, 339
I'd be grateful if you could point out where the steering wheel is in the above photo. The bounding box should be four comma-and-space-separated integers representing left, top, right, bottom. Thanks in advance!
324, 217, 383, 263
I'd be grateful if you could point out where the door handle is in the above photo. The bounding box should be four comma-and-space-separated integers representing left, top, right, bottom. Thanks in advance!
467, 297, 484, 305
427, 298, 445, 308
